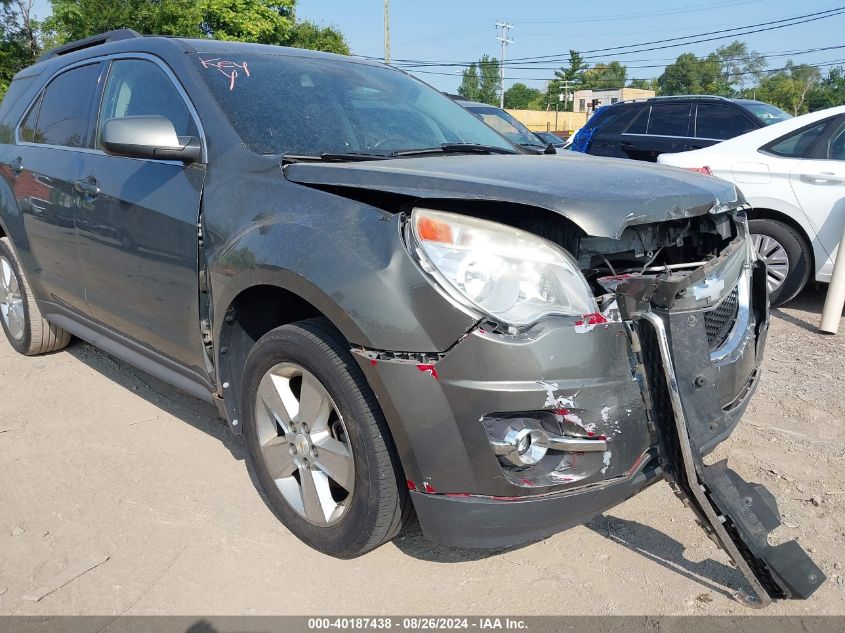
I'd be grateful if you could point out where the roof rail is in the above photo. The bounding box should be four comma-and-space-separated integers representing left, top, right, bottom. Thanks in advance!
647, 95, 731, 101
39, 29, 142, 61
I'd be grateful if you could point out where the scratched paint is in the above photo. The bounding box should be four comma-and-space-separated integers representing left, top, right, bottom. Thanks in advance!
538, 380, 575, 409
417, 364, 439, 380
601, 451, 612, 474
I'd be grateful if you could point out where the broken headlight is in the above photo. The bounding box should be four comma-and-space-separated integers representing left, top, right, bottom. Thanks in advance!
409, 208, 596, 326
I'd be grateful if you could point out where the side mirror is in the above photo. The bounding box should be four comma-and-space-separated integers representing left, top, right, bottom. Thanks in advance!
102, 115, 201, 163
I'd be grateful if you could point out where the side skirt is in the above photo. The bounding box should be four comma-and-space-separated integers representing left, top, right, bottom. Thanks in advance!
42, 302, 217, 406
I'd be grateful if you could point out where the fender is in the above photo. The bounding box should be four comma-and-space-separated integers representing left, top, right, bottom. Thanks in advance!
208, 201, 477, 358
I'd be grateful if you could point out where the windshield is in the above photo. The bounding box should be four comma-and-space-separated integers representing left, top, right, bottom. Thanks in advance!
465, 105, 544, 148
191, 53, 515, 156
743, 102, 792, 126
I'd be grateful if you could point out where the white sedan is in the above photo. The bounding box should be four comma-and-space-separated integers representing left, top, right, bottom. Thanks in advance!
658, 105, 845, 306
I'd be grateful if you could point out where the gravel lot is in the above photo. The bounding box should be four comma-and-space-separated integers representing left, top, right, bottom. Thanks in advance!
0, 286, 843, 616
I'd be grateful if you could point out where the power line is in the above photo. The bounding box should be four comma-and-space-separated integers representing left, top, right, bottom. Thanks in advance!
372, 6, 845, 68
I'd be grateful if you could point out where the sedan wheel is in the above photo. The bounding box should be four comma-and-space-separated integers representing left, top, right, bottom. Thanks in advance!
751, 233, 790, 293
747, 218, 811, 307
255, 362, 354, 527
0, 255, 25, 341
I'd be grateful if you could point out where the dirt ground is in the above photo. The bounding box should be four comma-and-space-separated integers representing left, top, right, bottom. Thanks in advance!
0, 286, 843, 616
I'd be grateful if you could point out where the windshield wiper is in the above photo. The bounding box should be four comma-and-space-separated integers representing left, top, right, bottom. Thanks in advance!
282, 152, 388, 164
390, 143, 517, 157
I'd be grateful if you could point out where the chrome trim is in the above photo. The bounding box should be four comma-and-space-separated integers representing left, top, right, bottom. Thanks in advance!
15, 52, 208, 164
709, 269, 751, 363
633, 310, 772, 607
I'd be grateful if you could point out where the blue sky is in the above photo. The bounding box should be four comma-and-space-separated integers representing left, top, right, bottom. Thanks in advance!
29, 0, 845, 92
295, 0, 845, 91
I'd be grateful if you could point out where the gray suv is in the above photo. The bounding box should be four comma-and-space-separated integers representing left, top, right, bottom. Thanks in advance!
0, 30, 822, 604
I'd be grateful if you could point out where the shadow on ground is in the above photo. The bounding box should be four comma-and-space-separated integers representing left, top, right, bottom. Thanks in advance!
586, 514, 749, 600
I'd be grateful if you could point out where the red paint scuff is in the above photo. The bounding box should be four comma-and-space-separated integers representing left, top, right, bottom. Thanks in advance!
422, 481, 437, 494
406, 479, 417, 491
417, 364, 439, 380
370, 359, 378, 366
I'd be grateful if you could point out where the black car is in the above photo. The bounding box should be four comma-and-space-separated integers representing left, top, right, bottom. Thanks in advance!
534, 131, 567, 150
570, 95, 791, 161
0, 31, 823, 602
448, 96, 549, 153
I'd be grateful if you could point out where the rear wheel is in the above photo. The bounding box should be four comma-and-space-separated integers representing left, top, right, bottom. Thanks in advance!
242, 318, 409, 558
0, 237, 71, 355
748, 219, 811, 307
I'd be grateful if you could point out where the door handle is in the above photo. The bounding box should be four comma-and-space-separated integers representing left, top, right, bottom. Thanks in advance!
620, 141, 635, 149
799, 172, 841, 185
74, 178, 100, 197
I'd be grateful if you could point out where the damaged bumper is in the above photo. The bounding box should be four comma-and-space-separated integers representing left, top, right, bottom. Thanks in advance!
618, 227, 824, 604
357, 218, 823, 602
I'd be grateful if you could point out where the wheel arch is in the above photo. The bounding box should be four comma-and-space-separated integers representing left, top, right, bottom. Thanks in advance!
215, 280, 368, 434
745, 205, 816, 274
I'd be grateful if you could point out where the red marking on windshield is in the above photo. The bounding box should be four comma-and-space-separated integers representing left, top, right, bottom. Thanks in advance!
199, 58, 251, 91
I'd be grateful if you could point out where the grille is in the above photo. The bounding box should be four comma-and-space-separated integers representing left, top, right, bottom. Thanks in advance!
703, 285, 739, 351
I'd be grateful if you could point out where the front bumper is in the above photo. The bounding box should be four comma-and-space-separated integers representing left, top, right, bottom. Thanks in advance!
360, 223, 822, 601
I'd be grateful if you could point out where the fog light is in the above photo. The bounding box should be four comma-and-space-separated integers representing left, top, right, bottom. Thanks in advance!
502, 428, 549, 466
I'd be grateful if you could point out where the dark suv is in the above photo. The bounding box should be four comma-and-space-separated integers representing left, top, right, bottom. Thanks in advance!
0, 31, 822, 603
571, 96, 791, 161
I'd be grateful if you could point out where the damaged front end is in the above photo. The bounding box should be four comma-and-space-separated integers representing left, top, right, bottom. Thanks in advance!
614, 214, 825, 605
348, 198, 821, 604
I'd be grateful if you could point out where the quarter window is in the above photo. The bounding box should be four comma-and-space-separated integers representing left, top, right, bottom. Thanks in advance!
824, 119, 845, 160
647, 103, 691, 137
695, 104, 756, 140
98, 59, 198, 144
21, 63, 101, 147
765, 121, 829, 158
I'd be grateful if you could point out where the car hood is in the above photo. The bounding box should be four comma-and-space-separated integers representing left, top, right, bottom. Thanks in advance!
283, 153, 742, 239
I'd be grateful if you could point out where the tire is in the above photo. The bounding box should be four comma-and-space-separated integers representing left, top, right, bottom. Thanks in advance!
242, 317, 410, 558
748, 219, 811, 307
0, 237, 71, 355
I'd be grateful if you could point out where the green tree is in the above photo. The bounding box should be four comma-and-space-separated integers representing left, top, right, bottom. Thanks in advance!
581, 61, 627, 90
286, 20, 349, 54
503, 82, 542, 109
477, 54, 501, 105
755, 61, 821, 115
807, 66, 845, 111
457, 56, 500, 105
658, 52, 727, 95
0, 1, 39, 98
457, 62, 480, 101
628, 78, 659, 93
716, 40, 765, 95
548, 50, 588, 111
44, 0, 348, 52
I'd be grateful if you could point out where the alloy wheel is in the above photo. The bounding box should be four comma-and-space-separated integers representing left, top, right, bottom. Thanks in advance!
254, 362, 355, 527
0, 256, 25, 341
751, 233, 790, 293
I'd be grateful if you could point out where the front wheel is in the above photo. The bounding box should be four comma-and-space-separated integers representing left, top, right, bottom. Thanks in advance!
0, 237, 71, 355
241, 318, 410, 558
748, 219, 812, 307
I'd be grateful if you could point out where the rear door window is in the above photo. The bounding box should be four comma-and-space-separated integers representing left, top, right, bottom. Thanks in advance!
21, 63, 101, 148
646, 103, 691, 137
695, 104, 756, 140
624, 106, 649, 134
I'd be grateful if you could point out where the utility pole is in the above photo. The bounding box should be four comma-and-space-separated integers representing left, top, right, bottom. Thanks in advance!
496, 21, 513, 108
383, 0, 391, 64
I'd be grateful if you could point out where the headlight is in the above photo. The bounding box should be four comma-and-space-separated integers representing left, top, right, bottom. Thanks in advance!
409, 208, 597, 326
